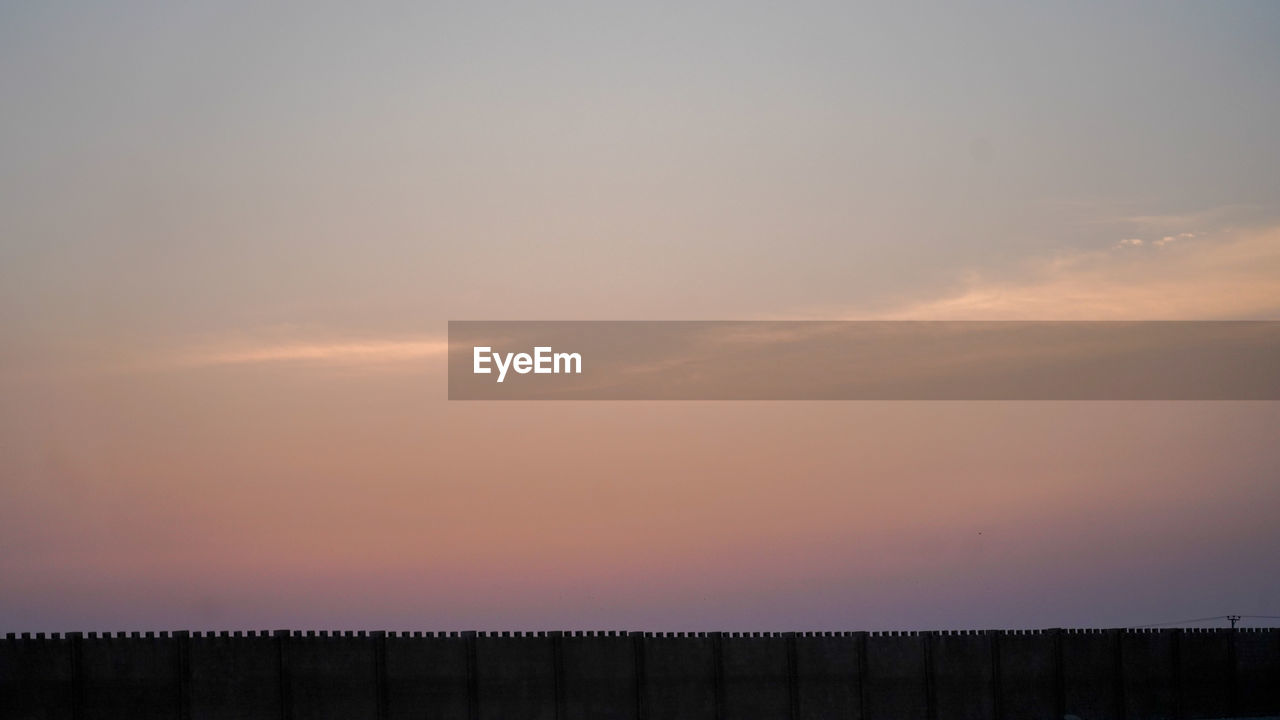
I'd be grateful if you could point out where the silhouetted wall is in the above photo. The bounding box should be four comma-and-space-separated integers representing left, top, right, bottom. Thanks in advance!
2, 628, 1278, 719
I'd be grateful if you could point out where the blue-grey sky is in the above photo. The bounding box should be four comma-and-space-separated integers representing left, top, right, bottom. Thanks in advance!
4, 2, 1279, 339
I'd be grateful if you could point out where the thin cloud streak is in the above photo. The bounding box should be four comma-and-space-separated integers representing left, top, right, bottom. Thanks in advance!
877, 224, 1280, 320
1116, 204, 1260, 229
175, 339, 449, 368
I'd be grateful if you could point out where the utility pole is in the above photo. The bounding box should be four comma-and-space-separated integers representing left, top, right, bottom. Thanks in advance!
1228, 615, 1241, 629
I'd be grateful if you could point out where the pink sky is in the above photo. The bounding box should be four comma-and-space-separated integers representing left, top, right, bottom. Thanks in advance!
2, 2, 1280, 633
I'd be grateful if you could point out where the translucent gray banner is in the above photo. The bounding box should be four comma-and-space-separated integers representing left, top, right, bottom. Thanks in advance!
448, 321, 1280, 400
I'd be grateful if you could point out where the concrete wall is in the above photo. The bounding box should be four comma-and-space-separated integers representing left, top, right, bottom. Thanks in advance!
189, 630, 280, 720
997, 629, 1058, 719
2, 628, 1278, 719
1062, 628, 1121, 720
720, 633, 790, 720
80, 632, 180, 719
0, 632, 75, 720
641, 632, 717, 719
560, 632, 636, 720
863, 631, 929, 720
1237, 627, 1280, 717
284, 631, 379, 720
932, 631, 994, 720
1180, 628, 1232, 718
384, 631, 468, 720
793, 632, 861, 720
475, 632, 556, 720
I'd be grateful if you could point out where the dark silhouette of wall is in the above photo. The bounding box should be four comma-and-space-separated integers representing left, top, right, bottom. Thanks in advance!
2, 628, 1277, 719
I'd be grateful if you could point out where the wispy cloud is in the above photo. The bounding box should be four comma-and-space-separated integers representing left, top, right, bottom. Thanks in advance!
878, 225, 1280, 320
1152, 232, 1195, 247
1090, 203, 1262, 231
173, 338, 449, 368
1, 335, 450, 384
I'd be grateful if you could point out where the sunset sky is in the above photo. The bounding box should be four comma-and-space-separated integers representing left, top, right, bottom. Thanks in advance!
2, 2, 1279, 633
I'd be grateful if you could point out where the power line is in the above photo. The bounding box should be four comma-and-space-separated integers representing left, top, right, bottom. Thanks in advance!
1131, 614, 1280, 629
1132, 615, 1230, 628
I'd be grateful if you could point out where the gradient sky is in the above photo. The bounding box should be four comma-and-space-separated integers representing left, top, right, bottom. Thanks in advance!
2, 1, 1279, 633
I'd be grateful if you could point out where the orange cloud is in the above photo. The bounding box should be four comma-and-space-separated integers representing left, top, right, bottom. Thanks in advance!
176, 338, 449, 368
880, 225, 1280, 320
